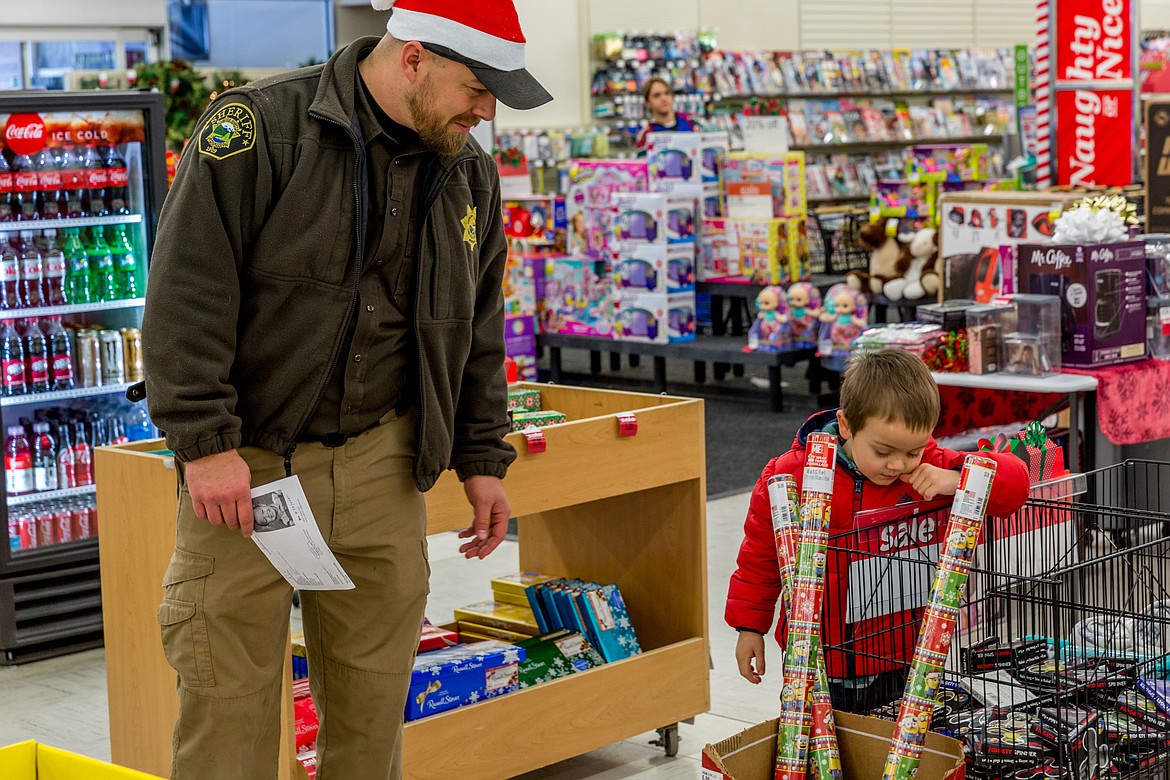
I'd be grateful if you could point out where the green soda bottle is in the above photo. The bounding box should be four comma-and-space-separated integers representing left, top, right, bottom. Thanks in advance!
109, 224, 140, 299
86, 228, 117, 302
62, 229, 92, 305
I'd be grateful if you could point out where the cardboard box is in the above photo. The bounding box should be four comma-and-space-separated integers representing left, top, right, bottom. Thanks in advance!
612, 193, 697, 245
721, 152, 808, 218
504, 314, 537, 381
452, 601, 541, 635
566, 159, 649, 259
701, 711, 965, 780
647, 132, 703, 185
503, 252, 545, 317
406, 641, 524, 721
1016, 241, 1147, 367
613, 291, 696, 343
0, 741, 164, 779
542, 256, 614, 338
700, 218, 808, 285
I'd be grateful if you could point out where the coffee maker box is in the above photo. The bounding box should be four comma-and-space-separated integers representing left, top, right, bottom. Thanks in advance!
1016, 241, 1147, 367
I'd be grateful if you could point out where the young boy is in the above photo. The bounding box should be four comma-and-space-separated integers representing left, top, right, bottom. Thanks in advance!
726, 348, 1030, 712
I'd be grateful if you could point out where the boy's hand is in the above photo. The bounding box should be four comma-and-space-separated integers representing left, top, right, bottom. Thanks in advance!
735, 631, 766, 684
900, 463, 961, 501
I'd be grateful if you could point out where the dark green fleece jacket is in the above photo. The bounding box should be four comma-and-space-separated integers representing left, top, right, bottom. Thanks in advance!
142, 37, 515, 491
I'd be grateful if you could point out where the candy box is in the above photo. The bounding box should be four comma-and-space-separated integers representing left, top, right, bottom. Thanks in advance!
506, 388, 542, 413
1032, 707, 1110, 780
515, 630, 605, 689
511, 410, 567, 432
406, 641, 524, 721
418, 620, 458, 653
452, 601, 540, 635
701, 711, 966, 780
456, 621, 530, 643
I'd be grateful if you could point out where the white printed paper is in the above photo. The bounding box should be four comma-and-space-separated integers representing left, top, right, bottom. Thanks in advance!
250, 476, 354, 591
803, 466, 834, 497
952, 464, 994, 521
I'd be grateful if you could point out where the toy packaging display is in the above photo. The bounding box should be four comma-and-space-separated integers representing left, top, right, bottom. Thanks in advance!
452, 601, 541, 636
511, 410, 567, 432
646, 132, 702, 185
906, 144, 989, 183
699, 132, 730, 183
503, 252, 546, 317
965, 303, 1014, 375
720, 152, 808, 218
503, 314, 537, 381
566, 159, 649, 259
612, 193, 697, 245
612, 243, 696, 293
515, 630, 606, 689
541, 256, 615, 338
613, 290, 696, 344
503, 195, 567, 253
917, 299, 978, 333
872, 179, 935, 220
817, 283, 868, 371
699, 218, 809, 285
1015, 242, 1147, 367
406, 641, 524, 722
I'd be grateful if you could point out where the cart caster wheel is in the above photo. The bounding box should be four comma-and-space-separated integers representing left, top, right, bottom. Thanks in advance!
650, 724, 680, 757
292, 590, 301, 609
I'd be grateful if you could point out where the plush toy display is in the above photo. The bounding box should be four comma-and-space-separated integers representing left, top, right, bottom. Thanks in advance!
818, 283, 869, 370
846, 218, 912, 298
747, 285, 789, 351
786, 282, 822, 347
884, 227, 940, 302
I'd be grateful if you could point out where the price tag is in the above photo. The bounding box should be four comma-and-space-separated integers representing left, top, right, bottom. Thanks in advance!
521, 424, 546, 454
616, 412, 638, 437
741, 115, 789, 154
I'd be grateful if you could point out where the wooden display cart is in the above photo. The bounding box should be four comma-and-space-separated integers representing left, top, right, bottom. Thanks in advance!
97, 383, 709, 779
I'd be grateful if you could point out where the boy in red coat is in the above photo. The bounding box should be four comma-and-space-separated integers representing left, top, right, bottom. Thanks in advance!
726, 349, 1030, 712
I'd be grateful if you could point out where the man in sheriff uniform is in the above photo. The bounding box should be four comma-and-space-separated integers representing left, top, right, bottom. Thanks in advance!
141, 1, 551, 778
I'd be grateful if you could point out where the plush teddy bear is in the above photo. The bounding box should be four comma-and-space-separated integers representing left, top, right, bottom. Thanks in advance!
846, 218, 911, 298
884, 227, 940, 302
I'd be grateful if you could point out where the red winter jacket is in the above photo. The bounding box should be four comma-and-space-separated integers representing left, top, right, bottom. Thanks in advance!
725, 409, 1030, 679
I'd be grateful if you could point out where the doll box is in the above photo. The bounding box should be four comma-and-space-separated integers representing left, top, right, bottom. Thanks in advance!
612, 243, 696, 294
612, 193, 697, 245
542, 256, 615, 339
613, 291, 696, 344
646, 133, 703, 185
504, 314, 537, 382
1016, 241, 1147, 367
720, 152, 808, 219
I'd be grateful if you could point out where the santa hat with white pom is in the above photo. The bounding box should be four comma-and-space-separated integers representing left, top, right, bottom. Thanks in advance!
371, 0, 552, 110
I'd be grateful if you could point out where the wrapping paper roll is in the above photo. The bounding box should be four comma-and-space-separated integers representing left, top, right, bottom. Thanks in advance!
775, 433, 840, 780
881, 455, 998, 780
768, 474, 843, 780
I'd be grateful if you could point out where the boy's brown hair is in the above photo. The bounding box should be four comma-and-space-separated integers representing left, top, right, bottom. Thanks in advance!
839, 348, 940, 434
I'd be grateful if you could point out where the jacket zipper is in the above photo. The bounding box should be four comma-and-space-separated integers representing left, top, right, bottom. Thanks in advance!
411, 154, 476, 491
282, 110, 368, 476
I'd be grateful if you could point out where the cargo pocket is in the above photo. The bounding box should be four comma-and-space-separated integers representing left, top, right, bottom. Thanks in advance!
157, 548, 216, 687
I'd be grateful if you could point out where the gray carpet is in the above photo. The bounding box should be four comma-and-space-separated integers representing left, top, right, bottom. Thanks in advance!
535, 340, 830, 498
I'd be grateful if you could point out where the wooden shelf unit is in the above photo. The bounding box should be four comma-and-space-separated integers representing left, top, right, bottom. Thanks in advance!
97, 383, 709, 780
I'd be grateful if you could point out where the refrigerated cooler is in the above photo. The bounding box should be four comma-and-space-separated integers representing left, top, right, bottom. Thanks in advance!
0, 91, 166, 664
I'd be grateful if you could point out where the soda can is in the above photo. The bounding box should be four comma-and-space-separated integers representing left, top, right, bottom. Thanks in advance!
72, 506, 90, 540
99, 329, 125, 385
19, 515, 37, 550
54, 508, 73, 544
121, 328, 143, 382
35, 512, 54, 548
76, 330, 102, 387
88, 504, 99, 538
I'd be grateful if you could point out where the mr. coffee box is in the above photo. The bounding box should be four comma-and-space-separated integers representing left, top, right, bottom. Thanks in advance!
1016, 241, 1147, 367
406, 641, 524, 721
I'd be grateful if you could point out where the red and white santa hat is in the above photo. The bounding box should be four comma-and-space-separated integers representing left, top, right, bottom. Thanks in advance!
371, 0, 552, 110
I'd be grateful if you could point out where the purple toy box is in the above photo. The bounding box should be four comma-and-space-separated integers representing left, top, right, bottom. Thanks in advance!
504, 314, 537, 381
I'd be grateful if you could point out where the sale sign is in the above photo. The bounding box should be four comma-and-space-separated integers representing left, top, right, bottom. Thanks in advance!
1055, 0, 1133, 83
1055, 88, 1134, 186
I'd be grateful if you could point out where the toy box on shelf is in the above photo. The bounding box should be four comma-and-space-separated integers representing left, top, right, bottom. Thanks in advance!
611, 193, 697, 245
905, 143, 990, 183
504, 252, 546, 318
504, 314, 537, 381
566, 159, 649, 259
503, 196, 567, 254
720, 152, 807, 219
699, 218, 809, 285
612, 243, 695, 294
541, 256, 615, 338
1016, 241, 1147, 367
613, 291, 696, 344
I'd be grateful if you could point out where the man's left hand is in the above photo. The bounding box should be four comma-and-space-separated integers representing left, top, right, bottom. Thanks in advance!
458, 475, 510, 559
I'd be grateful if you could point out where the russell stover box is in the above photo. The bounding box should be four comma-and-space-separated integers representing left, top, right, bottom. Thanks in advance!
406, 641, 524, 721
515, 630, 605, 689
1016, 241, 1147, 367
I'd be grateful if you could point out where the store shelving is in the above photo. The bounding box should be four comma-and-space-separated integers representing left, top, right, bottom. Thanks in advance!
712, 87, 1015, 101
1, 298, 146, 320
98, 383, 709, 780
0, 381, 137, 408
7, 485, 97, 508
0, 214, 143, 232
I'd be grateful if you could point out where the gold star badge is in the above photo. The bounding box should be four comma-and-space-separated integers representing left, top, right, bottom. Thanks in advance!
461, 205, 477, 250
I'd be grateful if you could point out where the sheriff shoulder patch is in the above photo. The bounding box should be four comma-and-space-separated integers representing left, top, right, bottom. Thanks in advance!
198, 102, 257, 161
461, 205, 478, 251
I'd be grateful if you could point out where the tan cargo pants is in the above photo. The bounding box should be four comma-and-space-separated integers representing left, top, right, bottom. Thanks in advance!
158, 410, 428, 780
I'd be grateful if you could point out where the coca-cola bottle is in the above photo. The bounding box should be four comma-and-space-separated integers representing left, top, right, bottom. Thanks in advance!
58, 141, 85, 218
54, 420, 75, 489
71, 419, 93, 486
40, 229, 66, 306
24, 317, 49, 394
103, 144, 129, 215
0, 232, 19, 309
44, 315, 73, 391
0, 153, 13, 222
14, 231, 44, 308
9, 152, 39, 222
81, 145, 109, 218
0, 319, 27, 397
33, 144, 63, 220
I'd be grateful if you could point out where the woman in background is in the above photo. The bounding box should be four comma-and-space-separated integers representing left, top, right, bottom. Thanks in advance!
635, 76, 700, 149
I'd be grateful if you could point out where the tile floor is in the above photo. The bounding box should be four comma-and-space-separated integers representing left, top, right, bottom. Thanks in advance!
0, 491, 770, 779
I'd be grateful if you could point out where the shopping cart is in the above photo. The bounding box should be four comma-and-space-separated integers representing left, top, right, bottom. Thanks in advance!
821, 461, 1170, 779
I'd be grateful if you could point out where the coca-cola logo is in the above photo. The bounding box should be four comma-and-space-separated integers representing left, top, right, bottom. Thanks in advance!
0, 172, 12, 194
108, 167, 129, 187
4, 113, 47, 156
4, 360, 24, 382
13, 172, 38, 192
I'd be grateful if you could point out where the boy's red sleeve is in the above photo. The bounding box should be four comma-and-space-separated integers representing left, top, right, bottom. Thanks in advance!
725, 455, 799, 634
926, 441, 1031, 517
